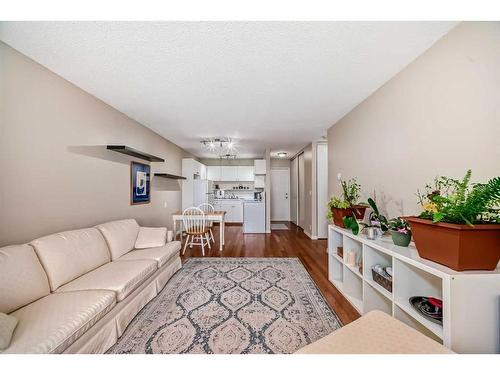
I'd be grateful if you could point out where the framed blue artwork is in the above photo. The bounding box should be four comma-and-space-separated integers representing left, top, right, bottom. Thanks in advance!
130, 161, 150, 205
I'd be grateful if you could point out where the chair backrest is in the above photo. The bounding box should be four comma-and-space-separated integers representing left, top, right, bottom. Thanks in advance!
198, 203, 215, 226
182, 207, 206, 234
198, 203, 215, 214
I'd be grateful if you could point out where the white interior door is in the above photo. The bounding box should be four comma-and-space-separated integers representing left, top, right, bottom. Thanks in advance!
316, 143, 328, 238
290, 157, 298, 224
270, 169, 290, 221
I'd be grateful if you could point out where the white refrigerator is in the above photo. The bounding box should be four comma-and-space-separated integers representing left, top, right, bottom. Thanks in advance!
192, 179, 214, 207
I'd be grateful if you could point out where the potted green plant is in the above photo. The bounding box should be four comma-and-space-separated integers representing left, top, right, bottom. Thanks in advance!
343, 215, 360, 235
388, 218, 412, 247
340, 178, 368, 219
367, 197, 389, 234
406, 170, 500, 271
327, 196, 351, 227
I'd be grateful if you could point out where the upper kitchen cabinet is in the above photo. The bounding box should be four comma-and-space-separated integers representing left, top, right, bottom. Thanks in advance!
237, 166, 254, 181
254, 159, 266, 175
206, 166, 221, 181
207, 165, 255, 181
220, 166, 238, 181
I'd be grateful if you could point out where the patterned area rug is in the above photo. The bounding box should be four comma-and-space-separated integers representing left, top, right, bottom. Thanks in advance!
108, 258, 342, 354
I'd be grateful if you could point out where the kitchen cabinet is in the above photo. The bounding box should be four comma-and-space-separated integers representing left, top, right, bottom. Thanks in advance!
213, 200, 243, 223
207, 166, 221, 181
208, 165, 255, 182
254, 159, 266, 175
231, 201, 244, 222
237, 166, 254, 181
220, 166, 238, 181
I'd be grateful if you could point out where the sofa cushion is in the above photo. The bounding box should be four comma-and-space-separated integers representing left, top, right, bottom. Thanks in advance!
117, 241, 181, 268
135, 227, 167, 249
0, 313, 18, 350
0, 244, 50, 313
96, 219, 140, 260
30, 228, 111, 291
4, 290, 115, 354
56, 259, 157, 301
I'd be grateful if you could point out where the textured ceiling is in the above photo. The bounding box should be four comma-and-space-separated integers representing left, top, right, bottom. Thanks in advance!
0, 21, 457, 158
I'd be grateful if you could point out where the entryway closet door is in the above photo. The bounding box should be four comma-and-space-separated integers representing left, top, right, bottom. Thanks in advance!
316, 143, 328, 238
298, 152, 305, 230
270, 168, 290, 221
290, 157, 298, 224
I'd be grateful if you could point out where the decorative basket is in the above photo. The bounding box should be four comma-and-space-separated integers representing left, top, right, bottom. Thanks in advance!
337, 246, 343, 258
371, 268, 392, 293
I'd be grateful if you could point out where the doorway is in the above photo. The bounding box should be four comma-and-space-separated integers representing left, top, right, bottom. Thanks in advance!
270, 168, 290, 221
290, 158, 298, 224
297, 152, 305, 230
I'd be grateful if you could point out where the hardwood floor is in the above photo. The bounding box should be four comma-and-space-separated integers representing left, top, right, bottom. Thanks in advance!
180, 221, 360, 325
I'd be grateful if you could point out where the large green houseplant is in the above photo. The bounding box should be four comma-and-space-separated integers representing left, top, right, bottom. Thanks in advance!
406, 170, 500, 271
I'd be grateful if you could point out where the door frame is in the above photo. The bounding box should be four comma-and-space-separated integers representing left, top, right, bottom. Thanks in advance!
316, 142, 328, 239
270, 167, 291, 221
290, 157, 298, 225
297, 152, 305, 230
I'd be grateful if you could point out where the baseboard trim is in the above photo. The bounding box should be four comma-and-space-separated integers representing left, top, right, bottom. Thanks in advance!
304, 231, 317, 240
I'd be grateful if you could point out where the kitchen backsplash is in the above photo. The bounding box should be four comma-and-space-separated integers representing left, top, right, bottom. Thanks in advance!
216, 182, 254, 190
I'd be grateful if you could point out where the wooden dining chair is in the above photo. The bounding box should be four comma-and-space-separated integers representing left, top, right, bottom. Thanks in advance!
182, 207, 211, 256
198, 203, 215, 244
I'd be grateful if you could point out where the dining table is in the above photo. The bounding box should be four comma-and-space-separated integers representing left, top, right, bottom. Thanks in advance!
172, 210, 226, 251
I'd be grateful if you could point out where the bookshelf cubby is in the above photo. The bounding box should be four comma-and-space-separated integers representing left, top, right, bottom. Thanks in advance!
328, 224, 500, 354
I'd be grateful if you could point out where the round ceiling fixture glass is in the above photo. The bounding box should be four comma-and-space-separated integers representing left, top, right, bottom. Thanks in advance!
277, 152, 287, 158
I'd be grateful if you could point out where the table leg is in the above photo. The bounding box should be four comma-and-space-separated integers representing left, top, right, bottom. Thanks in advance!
219, 218, 224, 251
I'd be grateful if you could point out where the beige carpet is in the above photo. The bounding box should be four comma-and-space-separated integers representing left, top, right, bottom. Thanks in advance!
108, 258, 342, 354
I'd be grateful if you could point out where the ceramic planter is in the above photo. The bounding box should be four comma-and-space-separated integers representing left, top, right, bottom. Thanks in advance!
390, 230, 412, 247
405, 217, 500, 271
351, 205, 368, 220
331, 207, 352, 228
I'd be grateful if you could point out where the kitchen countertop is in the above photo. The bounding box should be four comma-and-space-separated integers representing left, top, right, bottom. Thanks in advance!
213, 198, 263, 202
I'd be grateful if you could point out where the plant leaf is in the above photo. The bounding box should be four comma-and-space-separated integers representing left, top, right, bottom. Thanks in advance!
432, 212, 445, 223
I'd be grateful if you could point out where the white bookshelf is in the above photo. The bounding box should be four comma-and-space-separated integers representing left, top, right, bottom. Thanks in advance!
328, 224, 500, 354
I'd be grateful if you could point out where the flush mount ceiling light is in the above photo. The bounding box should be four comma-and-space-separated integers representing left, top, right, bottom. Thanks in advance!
277, 152, 288, 158
200, 137, 238, 158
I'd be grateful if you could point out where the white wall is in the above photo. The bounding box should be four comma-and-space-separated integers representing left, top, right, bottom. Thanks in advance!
0, 42, 192, 245
327, 22, 500, 219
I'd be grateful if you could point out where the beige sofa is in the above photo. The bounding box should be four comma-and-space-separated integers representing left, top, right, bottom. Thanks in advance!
0, 219, 182, 354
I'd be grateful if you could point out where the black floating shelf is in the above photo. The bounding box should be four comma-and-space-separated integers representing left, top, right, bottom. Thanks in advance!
154, 173, 186, 180
106, 145, 164, 162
